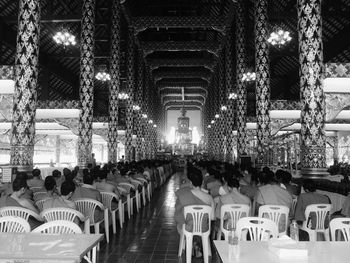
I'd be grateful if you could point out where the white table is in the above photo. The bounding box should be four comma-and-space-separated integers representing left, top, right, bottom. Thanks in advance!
0, 233, 103, 263
214, 240, 350, 263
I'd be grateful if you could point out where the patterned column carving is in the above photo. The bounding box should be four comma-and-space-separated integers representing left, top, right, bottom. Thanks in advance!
236, 0, 248, 160
218, 50, 226, 162
225, 27, 235, 164
10, 0, 41, 171
298, 0, 327, 176
255, 0, 271, 167
125, 27, 135, 162
135, 51, 144, 161
77, 0, 95, 168
213, 69, 220, 160
108, 0, 120, 164
333, 135, 339, 163
144, 73, 151, 159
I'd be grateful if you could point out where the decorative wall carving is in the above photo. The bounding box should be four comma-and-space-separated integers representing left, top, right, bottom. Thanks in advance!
36, 100, 80, 109
325, 93, 350, 122
325, 63, 350, 78
0, 66, 14, 79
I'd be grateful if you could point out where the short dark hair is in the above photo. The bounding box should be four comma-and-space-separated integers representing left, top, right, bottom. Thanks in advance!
97, 170, 107, 180
275, 170, 285, 181
303, 179, 316, 192
63, 168, 71, 177
227, 176, 240, 189
16, 172, 28, 181
32, 169, 41, 178
187, 167, 203, 187
61, 181, 76, 196
52, 170, 61, 178
282, 172, 292, 185
259, 170, 275, 185
12, 178, 27, 192
83, 173, 94, 185
44, 176, 57, 191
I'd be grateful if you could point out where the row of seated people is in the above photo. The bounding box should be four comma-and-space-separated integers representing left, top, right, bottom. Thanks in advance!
0, 160, 174, 232
175, 161, 350, 243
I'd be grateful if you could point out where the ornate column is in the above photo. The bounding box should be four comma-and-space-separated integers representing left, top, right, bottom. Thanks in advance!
218, 50, 226, 161
236, 0, 248, 160
333, 134, 339, 163
144, 73, 151, 159
125, 27, 135, 162
255, 0, 271, 167
107, 0, 120, 164
135, 51, 144, 161
298, 0, 327, 177
225, 27, 235, 164
10, 0, 41, 171
77, 0, 96, 168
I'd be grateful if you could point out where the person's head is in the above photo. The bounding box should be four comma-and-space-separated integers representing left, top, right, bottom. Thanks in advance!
52, 169, 62, 179
44, 176, 57, 192
282, 171, 292, 185
60, 181, 76, 198
187, 167, 203, 187
12, 178, 27, 196
16, 172, 28, 181
83, 172, 95, 185
226, 176, 240, 189
303, 179, 316, 192
92, 153, 95, 158
259, 170, 275, 185
97, 170, 107, 180
32, 169, 41, 178
275, 170, 285, 183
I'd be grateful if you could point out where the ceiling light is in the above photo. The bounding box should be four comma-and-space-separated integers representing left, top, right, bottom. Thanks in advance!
220, 105, 227, 111
215, 114, 220, 119
118, 92, 129, 100
148, 119, 153, 124
95, 72, 111, 82
211, 120, 215, 124
142, 114, 148, 119
229, 92, 237, 100
242, 72, 256, 82
133, 105, 141, 111
268, 28, 292, 47
153, 124, 157, 128
53, 29, 76, 47
207, 125, 211, 128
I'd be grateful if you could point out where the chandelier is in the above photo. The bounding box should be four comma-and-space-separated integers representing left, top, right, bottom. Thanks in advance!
142, 114, 148, 119
95, 72, 111, 82
53, 29, 76, 46
118, 92, 129, 100
215, 114, 220, 119
268, 29, 292, 47
153, 124, 157, 128
220, 105, 227, 111
242, 72, 256, 82
228, 92, 237, 100
133, 105, 141, 111
148, 119, 153, 124
207, 125, 211, 128
211, 120, 215, 124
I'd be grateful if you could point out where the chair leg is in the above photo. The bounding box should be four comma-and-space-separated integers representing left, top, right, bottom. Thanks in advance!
112, 211, 116, 234
104, 209, 110, 243
178, 230, 185, 257
185, 235, 193, 263
142, 186, 146, 206
216, 229, 222, 240
118, 201, 123, 229
202, 236, 209, 263
94, 224, 100, 250
324, 230, 330, 241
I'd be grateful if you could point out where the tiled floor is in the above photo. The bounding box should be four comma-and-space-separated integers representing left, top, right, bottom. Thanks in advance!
96, 172, 221, 263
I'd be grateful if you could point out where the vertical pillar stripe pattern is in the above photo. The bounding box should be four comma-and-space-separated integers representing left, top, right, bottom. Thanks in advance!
11, 0, 41, 170
135, 51, 144, 161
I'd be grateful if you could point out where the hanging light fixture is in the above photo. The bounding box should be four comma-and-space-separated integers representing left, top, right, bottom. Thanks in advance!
95, 65, 111, 82
268, 28, 292, 47
228, 92, 238, 100
242, 71, 256, 82
153, 124, 157, 128
148, 119, 153, 124
220, 105, 227, 111
133, 105, 141, 111
207, 125, 211, 128
53, 28, 76, 47
118, 92, 129, 100
211, 120, 215, 124
142, 114, 148, 119
215, 114, 220, 119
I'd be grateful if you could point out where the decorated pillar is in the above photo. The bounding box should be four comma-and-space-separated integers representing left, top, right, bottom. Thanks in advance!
144, 73, 151, 159
10, 0, 41, 171
218, 50, 226, 161
107, 0, 120, 164
77, 0, 96, 168
298, 0, 327, 176
125, 27, 135, 162
236, 0, 248, 160
225, 27, 235, 164
333, 134, 339, 163
255, 0, 271, 167
135, 51, 144, 161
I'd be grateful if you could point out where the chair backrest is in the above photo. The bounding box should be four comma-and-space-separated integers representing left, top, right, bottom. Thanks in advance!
291, 197, 298, 216
183, 205, 212, 235
118, 183, 135, 193
236, 217, 278, 241
330, 217, 350, 241
30, 186, 44, 193
41, 207, 85, 222
258, 205, 289, 235
100, 192, 119, 209
74, 198, 104, 224
0, 216, 31, 233
0, 206, 42, 221
35, 199, 49, 212
304, 204, 332, 230
220, 204, 250, 239
33, 191, 48, 201
32, 220, 82, 234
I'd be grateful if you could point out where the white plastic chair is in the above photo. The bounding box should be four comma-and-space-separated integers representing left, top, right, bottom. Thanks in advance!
40, 207, 90, 233
178, 205, 212, 263
118, 182, 138, 217
0, 216, 31, 233
0, 206, 43, 222
258, 205, 290, 236
130, 179, 143, 209
291, 197, 298, 217
35, 198, 49, 212
74, 198, 109, 247
330, 217, 350, 241
134, 177, 148, 206
217, 204, 250, 240
100, 192, 123, 233
32, 220, 82, 234
301, 204, 332, 241
236, 217, 278, 241
30, 186, 44, 193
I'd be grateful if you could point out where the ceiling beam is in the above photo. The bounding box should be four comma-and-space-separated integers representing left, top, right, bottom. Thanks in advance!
160, 87, 207, 96
164, 100, 203, 108
154, 69, 211, 82
166, 106, 202, 111
148, 58, 214, 71
156, 80, 208, 88
131, 16, 225, 35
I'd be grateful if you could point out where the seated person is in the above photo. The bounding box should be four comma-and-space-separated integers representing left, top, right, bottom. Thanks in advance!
34, 176, 58, 202
207, 171, 223, 198
215, 177, 251, 220
27, 168, 44, 190
294, 179, 331, 228
275, 170, 300, 197
217, 172, 232, 196
72, 172, 101, 202
239, 168, 258, 200
52, 169, 64, 194
94, 170, 121, 198
175, 166, 215, 234
43, 181, 76, 210
0, 178, 38, 213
